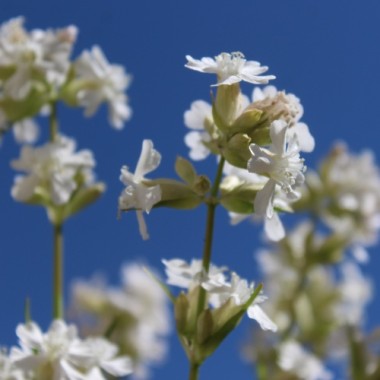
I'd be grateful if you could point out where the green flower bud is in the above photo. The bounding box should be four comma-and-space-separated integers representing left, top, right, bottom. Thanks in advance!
192, 175, 211, 196
213, 83, 241, 130
175, 156, 197, 185
175, 292, 190, 334
196, 309, 214, 345
222, 133, 251, 169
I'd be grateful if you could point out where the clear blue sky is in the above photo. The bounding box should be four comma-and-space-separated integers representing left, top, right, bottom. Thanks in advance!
1, 0, 380, 378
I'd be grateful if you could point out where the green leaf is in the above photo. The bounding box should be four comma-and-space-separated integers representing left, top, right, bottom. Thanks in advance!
175, 156, 197, 185
63, 183, 106, 220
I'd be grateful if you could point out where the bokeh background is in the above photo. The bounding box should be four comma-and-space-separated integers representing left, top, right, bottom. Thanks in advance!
1, 0, 380, 378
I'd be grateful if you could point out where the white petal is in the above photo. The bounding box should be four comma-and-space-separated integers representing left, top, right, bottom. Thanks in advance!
13, 119, 40, 144
247, 304, 277, 331
290, 123, 315, 152
184, 100, 212, 130
269, 120, 288, 155
264, 212, 285, 241
100, 357, 134, 376
135, 140, 161, 179
254, 179, 276, 218
136, 210, 149, 240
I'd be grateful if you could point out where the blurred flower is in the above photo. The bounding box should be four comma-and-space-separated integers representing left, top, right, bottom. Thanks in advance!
76, 337, 133, 379
119, 139, 161, 240
163, 258, 277, 331
11, 135, 95, 205
74, 46, 132, 129
71, 263, 170, 379
0, 348, 26, 380
162, 258, 228, 291
337, 261, 372, 326
0, 17, 77, 99
317, 143, 380, 262
10, 320, 132, 379
12, 118, 39, 144
185, 52, 275, 86
278, 341, 332, 380
183, 100, 213, 160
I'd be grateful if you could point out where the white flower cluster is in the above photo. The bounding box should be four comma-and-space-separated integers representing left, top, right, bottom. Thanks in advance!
74, 46, 132, 129
163, 258, 277, 331
71, 263, 170, 379
11, 135, 95, 206
0, 17, 77, 99
0, 17, 132, 145
278, 341, 332, 380
3, 319, 132, 380
184, 52, 314, 241
317, 143, 380, 261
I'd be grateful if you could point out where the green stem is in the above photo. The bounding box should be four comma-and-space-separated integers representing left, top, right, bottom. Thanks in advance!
53, 224, 64, 319
188, 362, 200, 380
49, 101, 59, 142
202, 156, 225, 272
196, 157, 225, 317
187, 157, 225, 378
256, 360, 268, 380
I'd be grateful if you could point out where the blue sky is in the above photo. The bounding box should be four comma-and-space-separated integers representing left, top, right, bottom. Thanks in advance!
1, 0, 380, 378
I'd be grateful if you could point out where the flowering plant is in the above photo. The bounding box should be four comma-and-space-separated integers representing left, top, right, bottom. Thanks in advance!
1, 17, 380, 380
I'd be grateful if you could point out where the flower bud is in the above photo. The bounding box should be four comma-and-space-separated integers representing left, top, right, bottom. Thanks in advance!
222, 133, 251, 169
175, 292, 190, 334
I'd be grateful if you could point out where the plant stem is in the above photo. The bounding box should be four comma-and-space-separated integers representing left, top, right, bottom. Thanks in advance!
188, 362, 200, 380
196, 157, 225, 317
53, 224, 64, 319
202, 157, 225, 268
188, 157, 225, 378
49, 101, 59, 142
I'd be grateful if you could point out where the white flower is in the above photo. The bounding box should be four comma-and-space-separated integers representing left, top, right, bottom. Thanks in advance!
320, 144, 380, 260
11, 135, 95, 205
337, 261, 372, 326
163, 259, 276, 331
11, 320, 86, 380
185, 52, 275, 86
222, 161, 289, 241
0, 17, 77, 99
119, 139, 161, 240
162, 258, 228, 291
71, 263, 170, 379
184, 100, 213, 160
74, 46, 132, 129
248, 119, 306, 221
278, 341, 332, 380
252, 85, 315, 152
73, 338, 133, 379
0, 349, 26, 380
10, 320, 133, 380
209, 272, 277, 332
12, 119, 39, 144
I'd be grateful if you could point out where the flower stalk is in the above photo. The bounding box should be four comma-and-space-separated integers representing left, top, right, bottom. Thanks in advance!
49, 101, 59, 142
189, 362, 200, 380
53, 223, 64, 319
187, 157, 225, 378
